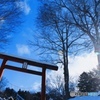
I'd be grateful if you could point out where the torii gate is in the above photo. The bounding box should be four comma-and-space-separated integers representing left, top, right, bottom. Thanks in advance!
0, 53, 58, 100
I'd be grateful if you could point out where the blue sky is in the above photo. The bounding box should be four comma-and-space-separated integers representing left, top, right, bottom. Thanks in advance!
0, 0, 43, 92
0, 0, 98, 92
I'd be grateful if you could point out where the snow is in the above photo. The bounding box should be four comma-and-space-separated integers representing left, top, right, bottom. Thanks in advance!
69, 96, 100, 100
1, 96, 100, 100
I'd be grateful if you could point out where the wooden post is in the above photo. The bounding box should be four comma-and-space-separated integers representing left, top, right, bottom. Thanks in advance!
41, 68, 46, 100
0, 59, 7, 80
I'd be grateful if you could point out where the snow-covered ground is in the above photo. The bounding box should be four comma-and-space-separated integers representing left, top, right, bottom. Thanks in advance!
69, 96, 100, 100
1, 96, 100, 100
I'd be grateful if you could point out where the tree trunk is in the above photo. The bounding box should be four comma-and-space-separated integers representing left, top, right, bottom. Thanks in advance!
64, 57, 70, 100
97, 54, 100, 69
63, 50, 70, 100
94, 43, 100, 69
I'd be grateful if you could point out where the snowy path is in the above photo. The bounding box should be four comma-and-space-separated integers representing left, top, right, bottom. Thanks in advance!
69, 96, 100, 100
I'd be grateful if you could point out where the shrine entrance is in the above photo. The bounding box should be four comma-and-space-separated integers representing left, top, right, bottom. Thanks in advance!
0, 53, 58, 100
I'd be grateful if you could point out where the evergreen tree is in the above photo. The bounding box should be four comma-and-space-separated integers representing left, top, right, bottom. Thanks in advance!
89, 78, 100, 92
4, 88, 16, 99
78, 72, 92, 92
78, 72, 100, 92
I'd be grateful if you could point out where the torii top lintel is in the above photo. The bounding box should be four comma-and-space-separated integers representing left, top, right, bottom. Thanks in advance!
0, 53, 58, 71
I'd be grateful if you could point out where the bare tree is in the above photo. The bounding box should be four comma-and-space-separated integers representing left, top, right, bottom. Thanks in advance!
29, 1, 86, 99
0, 77, 7, 91
56, 0, 100, 67
46, 72, 76, 100
0, 0, 23, 49
46, 74, 64, 100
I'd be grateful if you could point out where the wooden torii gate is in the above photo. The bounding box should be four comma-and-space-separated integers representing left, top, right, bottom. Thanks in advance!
0, 53, 58, 100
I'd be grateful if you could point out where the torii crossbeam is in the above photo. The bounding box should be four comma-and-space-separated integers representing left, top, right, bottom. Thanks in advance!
0, 53, 58, 100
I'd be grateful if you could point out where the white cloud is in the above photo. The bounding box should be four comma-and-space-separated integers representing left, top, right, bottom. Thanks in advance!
16, 1, 30, 15
16, 44, 31, 55
47, 51, 98, 80
47, 67, 64, 79
46, 68, 64, 89
69, 51, 98, 77
32, 82, 41, 92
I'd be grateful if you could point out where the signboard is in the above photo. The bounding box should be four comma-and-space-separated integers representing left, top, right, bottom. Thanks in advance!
22, 62, 28, 69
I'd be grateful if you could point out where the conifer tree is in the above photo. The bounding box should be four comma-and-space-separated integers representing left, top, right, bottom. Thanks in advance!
78, 72, 100, 92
